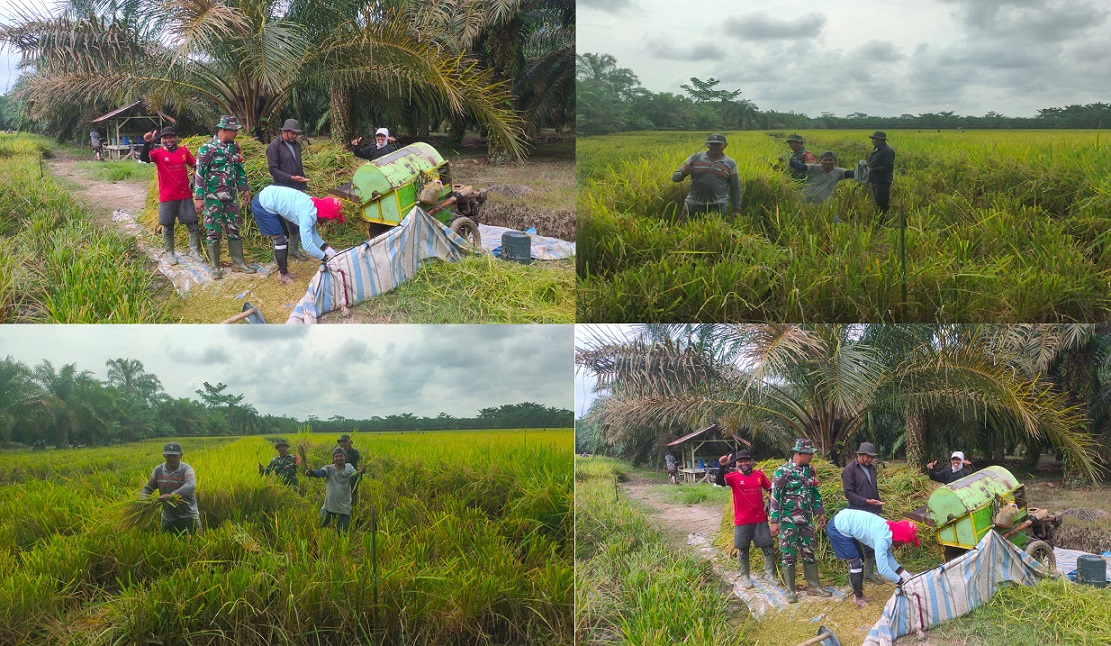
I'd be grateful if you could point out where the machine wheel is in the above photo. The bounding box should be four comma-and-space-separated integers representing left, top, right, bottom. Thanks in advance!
1025, 540, 1056, 574
450, 216, 481, 251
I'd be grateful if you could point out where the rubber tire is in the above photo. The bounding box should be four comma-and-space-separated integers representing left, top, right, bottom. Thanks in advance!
450, 216, 481, 251
1025, 539, 1057, 574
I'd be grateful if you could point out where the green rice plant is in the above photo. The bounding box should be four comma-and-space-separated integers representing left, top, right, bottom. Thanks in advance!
116, 493, 185, 531
578, 129, 1111, 322
73, 160, 156, 183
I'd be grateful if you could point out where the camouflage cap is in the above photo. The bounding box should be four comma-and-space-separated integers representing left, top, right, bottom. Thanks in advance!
790, 438, 816, 454
215, 115, 244, 130
786, 134, 805, 143
705, 133, 727, 145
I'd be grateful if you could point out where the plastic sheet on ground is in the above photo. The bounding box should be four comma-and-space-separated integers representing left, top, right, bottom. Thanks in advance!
112, 208, 268, 293
863, 531, 1049, 646
287, 207, 468, 323
1054, 547, 1111, 582
687, 532, 849, 618
478, 223, 575, 260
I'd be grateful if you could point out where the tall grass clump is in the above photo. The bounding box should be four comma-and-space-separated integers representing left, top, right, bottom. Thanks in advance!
0, 134, 168, 322
578, 129, 1111, 322
0, 430, 573, 645
575, 456, 747, 645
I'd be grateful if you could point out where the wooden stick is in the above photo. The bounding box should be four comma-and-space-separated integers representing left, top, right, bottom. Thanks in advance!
796, 633, 832, 646
220, 308, 258, 324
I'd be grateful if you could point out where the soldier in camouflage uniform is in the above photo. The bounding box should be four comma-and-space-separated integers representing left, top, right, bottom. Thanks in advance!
193, 115, 255, 278
258, 438, 299, 486
769, 438, 831, 602
782, 134, 817, 181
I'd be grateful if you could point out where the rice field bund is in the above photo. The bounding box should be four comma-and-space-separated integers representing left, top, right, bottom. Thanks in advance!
0, 430, 573, 645
577, 129, 1111, 322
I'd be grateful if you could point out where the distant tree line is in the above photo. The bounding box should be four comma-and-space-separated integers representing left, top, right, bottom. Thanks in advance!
577, 52, 1111, 136
0, 356, 572, 449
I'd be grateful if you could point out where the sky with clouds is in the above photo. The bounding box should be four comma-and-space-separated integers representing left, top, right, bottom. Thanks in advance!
578, 0, 1111, 118
0, 325, 575, 420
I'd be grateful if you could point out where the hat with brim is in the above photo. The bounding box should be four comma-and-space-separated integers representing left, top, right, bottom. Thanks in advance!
790, 438, 816, 454
215, 115, 244, 130
275, 439, 290, 448
162, 442, 182, 455
375, 127, 389, 137
730, 450, 752, 462
869, 130, 887, 140
158, 127, 177, 139
338, 434, 351, 442
786, 134, 805, 143
856, 441, 879, 456
280, 118, 302, 134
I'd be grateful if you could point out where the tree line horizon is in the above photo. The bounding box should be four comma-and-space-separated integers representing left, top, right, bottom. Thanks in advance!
0, 355, 572, 449
577, 52, 1111, 135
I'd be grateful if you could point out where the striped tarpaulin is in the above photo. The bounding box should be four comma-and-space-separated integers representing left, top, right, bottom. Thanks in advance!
287, 207, 469, 323
863, 530, 1049, 645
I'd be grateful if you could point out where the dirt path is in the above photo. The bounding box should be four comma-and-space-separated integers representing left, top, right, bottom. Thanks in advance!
621, 471, 723, 547
49, 152, 148, 228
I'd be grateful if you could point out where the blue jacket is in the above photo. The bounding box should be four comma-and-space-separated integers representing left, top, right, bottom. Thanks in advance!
832, 509, 903, 582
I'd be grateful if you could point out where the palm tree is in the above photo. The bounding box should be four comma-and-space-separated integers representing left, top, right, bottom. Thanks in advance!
105, 358, 163, 405
0, 356, 36, 444
578, 324, 1103, 483
28, 360, 107, 448
0, 0, 525, 157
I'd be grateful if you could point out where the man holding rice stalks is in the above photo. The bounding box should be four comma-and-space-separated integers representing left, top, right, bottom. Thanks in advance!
787, 151, 858, 205
716, 450, 777, 589
826, 508, 919, 609
250, 185, 345, 285
671, 133, 743, 218
770, 438, 831, 602
139, 442, 200, 535
305, 447, 365, 533
193, 115, 255, 278
259, 438, 299, 486
141, 127, 201, 265
781, 134, 817, 180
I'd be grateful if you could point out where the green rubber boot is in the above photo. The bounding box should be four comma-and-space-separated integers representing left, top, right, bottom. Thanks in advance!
737, 551, 753, 589
228, 239, 257, 273
804, 562, 832, 597
783, 563, 797, 603
161, 229, 178, 266
188, 229, 203, 258
207, 240, 223, 279
288, 232, 311, 261
762, 549, 778, 582
864, 556, 885, 585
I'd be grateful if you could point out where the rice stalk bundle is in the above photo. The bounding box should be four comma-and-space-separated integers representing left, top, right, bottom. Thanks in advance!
117, 494, 184, 531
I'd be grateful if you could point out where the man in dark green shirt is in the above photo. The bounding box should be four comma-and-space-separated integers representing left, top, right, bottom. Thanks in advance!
259, 438, 299, 486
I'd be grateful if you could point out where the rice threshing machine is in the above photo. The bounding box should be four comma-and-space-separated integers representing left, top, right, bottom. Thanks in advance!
908, 465, 1061, 572
329, 142, 486, 246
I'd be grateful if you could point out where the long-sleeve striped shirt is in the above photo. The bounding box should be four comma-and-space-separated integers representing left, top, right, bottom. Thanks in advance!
141, 462, 199, 521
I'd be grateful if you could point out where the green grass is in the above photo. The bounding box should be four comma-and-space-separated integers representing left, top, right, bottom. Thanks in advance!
353, 255, 575, 323
930, 578, 1111, 645
575, 456, 748, 645
656, 482, 731, 506
578, 129, 1111, 322
0, 430, 573, 645
74, 159, 156, 182
0, 134, 169, 323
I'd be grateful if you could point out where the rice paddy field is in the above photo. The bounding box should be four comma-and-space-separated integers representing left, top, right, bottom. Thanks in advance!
0, 429, 573, 645
577, 129, 1111, 322
0, 133, 168, 323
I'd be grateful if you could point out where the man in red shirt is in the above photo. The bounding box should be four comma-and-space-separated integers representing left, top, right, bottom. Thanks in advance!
716, 450, 777, 588
141, 127, 200, 264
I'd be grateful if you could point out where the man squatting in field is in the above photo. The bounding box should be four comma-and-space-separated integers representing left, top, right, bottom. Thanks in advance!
250, 185, 344, 285
784, 134, 817, 181
305, 447, 365, 532
787, 151, 857, 206
141, 127, 200, 265
265, 118, 314, 262
841, 441, 887, 586
193, 115, 254, 278
716, 450, 777, 588
259, 438, 299, 486
671, 133, 743, 218
867, 131, 896, 214
140, 442, 200, 534
769, 438, 831, 602
827, 508, 920, 609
